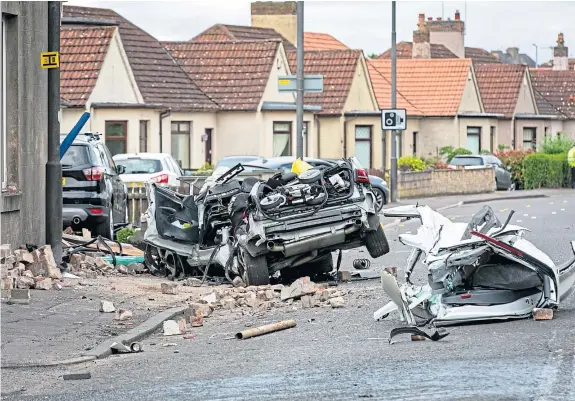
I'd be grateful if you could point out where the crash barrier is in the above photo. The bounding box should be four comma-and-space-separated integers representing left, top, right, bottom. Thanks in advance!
398, 167, 495, 199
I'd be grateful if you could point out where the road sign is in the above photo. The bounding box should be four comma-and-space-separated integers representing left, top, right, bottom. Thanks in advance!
41, 51, 59, 69
278, 75, 324, 92
381, 108, 406, 130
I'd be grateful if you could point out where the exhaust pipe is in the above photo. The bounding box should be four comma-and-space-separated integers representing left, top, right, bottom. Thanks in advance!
268, 225, 360, 257
72, 217, 81, 225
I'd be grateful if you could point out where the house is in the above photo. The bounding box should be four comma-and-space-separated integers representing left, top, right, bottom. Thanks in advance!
368, 58, 501, 161
1, 2, 49, 246
377, 12, 501, 64
474, 64, 556, 150
303, 32, 349, 51
61, 6, 219, 169
491, 48, 536, 67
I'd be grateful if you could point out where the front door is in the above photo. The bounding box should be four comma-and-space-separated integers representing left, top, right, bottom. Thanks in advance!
205, 129, 213, 165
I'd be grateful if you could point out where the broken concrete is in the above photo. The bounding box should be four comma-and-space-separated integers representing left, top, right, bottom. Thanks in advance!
280, 276, 317, 301
34, 277, 52, 291
161, 282, 178, 295
330, 297, 345, 308
163, 319, 184, 336
184, 278, 202, 287
15, 276, 35, 289
114, 309, 133, 321
232, 276, 246, 288
100, 300, 116, 313
533, 308, 554, 321
14, 250, 34, 265
1, 277, 14, 290
202, 292, 217, 304
8, 289, 30, 305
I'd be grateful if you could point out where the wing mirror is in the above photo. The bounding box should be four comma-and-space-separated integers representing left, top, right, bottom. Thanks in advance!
116, 165, 126, 175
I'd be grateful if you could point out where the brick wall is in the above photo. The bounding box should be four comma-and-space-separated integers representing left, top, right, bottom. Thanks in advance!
398, 168, 495, 199
251, 1, 297, 16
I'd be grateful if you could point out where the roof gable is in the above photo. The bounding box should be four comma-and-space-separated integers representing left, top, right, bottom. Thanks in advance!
192, 24, 296, 51
530, 69, 575, 118
162, 40, 280, 111
60, 26, 115, 106
368, 58, 472, 117
63, 5, 218, 112
304, 32, 348, 51
377, 41, 457, 59
474, 64, 526, 117
286, 50, 362, 115
464, 47, 501, 64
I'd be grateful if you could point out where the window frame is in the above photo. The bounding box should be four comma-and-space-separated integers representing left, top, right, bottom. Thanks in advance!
412, 131, 418, 155
466, 126, 482, 154
170, 121, 191, 169
1, 16, 7, 190
272, 121, 292, 157
522, 127, 537, 151
490, 126, 496, 153
139, 120, 148, 153
302, 121, 310, 157
396, 132, 403, 158
354, 125, 373, 169
105, 120, 128, 156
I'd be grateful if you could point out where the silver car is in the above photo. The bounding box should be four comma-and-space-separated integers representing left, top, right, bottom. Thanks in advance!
448, 155, 514, 190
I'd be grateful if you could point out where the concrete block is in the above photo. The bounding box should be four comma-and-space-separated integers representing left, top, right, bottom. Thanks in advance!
232, 276, 246, 288
337, 270, 352, 282
114, 309, 133, 321
16, 276, 35, 289
99, 300, 116, 313
161, 282, 178, 295
69, 253, 84, 268
330, 297, 345, 308
163, 319, 184, 336
185, 278, 202, 287
280, 276, 317, 301
1, 277, 14, 290
14, 249, 34, 264
22, 270, 34, 278
34, 277, 52, 290
8, 289, 31, 305
222, 297, 236, 310
0, 244, 11, 260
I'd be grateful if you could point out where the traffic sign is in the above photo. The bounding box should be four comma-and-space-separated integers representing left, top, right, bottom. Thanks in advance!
41, 51, 59, 69
381, 109, 406, 130
278, 75, 324, 93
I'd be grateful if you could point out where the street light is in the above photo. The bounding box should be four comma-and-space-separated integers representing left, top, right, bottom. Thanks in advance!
390, 1, 397, 203
532, 44, 538, 67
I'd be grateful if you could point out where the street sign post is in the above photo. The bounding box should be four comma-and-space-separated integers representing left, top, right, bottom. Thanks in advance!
278, 75, 324, 93
381, 108, 406, 131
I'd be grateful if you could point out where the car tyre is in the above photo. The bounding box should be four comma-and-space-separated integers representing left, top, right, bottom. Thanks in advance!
94, 209, 114, 239
242, 251, 270, 286
373, 187, 386, 212
365, 225, 390, 258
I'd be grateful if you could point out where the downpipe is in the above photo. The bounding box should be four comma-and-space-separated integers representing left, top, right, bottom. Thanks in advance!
267, 221, 361, 257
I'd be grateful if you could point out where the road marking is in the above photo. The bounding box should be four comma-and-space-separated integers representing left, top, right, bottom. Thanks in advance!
561, 208, 566, 211
523, 214, 529, 217
563, 200, 568, 203
526, 205, 531, 208
531, 216, 537, 219
399, 224, 404, 227
552, 212, 557, 215
550, 202, 554, 205
516, 220, 523, 223
405, 231, 412, 234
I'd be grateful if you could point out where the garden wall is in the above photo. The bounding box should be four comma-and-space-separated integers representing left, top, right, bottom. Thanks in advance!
399, 168, 496, 199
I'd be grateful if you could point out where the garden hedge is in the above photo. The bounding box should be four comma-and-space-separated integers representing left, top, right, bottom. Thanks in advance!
522, 153, 572, 189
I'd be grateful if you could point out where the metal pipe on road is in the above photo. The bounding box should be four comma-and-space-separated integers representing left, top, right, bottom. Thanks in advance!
46, 1, 62, 264
296, 1, 304, 159
236, 320, 297, 340
390, 0, 398, 203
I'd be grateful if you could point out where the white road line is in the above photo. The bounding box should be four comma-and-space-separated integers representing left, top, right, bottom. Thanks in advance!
523, 214, 529, 217
516, 220, 523, 223
561, 208, 566, 211
531, 216, 537, 219
552, 212, 557, 215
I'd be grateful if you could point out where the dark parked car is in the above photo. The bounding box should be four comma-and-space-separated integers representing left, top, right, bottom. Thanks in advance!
448, 154, 514, 190
231, 156, 390, 211
60, 133, 128, 238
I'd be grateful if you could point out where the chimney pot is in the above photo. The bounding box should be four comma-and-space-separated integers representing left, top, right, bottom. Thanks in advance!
427, 17, 433, 21
418, 13, 425, 20
437, 17, 442, 21
455, 10, 460, 21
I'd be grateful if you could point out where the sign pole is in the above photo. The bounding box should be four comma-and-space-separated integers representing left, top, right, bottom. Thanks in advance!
296, 1, 305, 159
390, 0, 398, 203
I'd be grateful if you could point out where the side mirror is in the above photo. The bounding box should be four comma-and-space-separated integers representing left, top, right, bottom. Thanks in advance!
116, 165, 126, 175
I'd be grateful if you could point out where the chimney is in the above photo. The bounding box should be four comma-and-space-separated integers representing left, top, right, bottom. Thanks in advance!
506, 47, 520, 62
251, 1, 297, 47
491, 50, 503, 62
553, 32, 569, 71
413, 13, 431, 59
427, 17, 433, 21
455, 10, 460, 21
427, 12, 465, 57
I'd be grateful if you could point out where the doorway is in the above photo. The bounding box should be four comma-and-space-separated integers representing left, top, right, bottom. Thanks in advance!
205, 128, 213, 165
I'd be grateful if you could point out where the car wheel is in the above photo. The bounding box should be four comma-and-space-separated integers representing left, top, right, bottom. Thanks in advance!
373, 188, 386, 212
240, 248, 270, 286
94, 208, 114, 240
365, 225, 390, 258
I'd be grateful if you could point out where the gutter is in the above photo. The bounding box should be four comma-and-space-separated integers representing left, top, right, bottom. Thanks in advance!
61, 17, 119, 26
159, 110, 171, 153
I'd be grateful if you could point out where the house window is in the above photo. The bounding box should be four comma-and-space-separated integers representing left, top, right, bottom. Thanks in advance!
139, 120, 148, 153
273, 122, 292, 157
1, 16, 7, 190
105, 121, 128, 157
544, 127, 549, 138
355, 126, 372, 168
412, 132, 418, 155
396, 132, 403, 158
466, 127, 481, 154
490, 126, 496, 153
171, 121, 191, 169
523, 127, 536, 150
302, 121, 309, 157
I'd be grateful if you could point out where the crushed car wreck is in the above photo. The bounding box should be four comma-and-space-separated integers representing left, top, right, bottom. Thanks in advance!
374, 204, 575, 331
143, 158, 390, 285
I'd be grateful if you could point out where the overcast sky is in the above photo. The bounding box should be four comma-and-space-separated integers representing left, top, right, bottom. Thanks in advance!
66, 0, 574, 63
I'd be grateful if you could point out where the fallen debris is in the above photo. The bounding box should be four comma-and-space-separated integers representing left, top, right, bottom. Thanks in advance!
232, 276, 246, 288
114, 309, 133, 321
280, 277, 317, 301
161, 282, 178, 295
533, 308, 554, 321
163, 319, 185, 336
389, 327, 449, 345
7, 289, 30, 305
184, 278, 203, 287
337, 270, 352, 282
110, 341, 142, 354
236, 319, 297, 340
99, 300, 116, 313
329, 297, 345, 308
63, 372, 91, 381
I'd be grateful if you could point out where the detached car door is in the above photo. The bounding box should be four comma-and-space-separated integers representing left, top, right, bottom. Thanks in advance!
99, 144, 127, 223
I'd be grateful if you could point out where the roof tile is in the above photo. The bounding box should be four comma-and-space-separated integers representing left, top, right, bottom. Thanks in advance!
63, 6, 218, 111
530, 69, 575, 118
162, 40, 280, 111
378, 42, 501, 64
192, 24, 296, 51
474, 64, 526, 117
286, 50, 361, 115
368, 58, 472, 116
303, 32, 348, 51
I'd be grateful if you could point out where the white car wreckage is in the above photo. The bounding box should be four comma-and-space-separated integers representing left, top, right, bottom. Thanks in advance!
374, 204, 575, 343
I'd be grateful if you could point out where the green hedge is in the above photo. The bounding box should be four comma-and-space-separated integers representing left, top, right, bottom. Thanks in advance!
523, 153, 572, 189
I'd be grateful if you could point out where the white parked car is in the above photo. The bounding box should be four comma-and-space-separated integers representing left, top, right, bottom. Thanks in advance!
112, 153, 183, 187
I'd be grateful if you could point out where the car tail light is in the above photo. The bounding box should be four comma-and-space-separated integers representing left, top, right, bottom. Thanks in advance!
89, 208, 103, 215
447, 165, 456, 170
356, 168, 370, 184
460, 293, 472, 299
83, 167, 105, 181
152, 174, 169, 184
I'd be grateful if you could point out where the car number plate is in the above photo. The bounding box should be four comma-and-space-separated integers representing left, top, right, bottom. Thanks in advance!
62, 177, 66, 185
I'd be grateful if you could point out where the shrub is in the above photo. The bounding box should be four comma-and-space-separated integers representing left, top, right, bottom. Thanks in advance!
480, 149, 492, 155
434, 161, 449, 170
116, 227, 136, 244
540, 135, 574, 155
421, 156, 441, 168
197, 162, 215, 172
494, 149, 534, 189
398, 156, 426, 172
439, 146, 473, 163
523, 153, 571, 189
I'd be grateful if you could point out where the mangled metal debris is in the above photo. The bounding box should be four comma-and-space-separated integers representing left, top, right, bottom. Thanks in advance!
374, 205, 575, 332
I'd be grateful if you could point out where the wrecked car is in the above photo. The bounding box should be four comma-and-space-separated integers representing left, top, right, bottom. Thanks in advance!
143, 158, 390, 284
374, 204, 575, 328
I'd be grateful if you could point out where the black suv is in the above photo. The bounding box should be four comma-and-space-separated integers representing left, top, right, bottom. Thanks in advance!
61, 133, 128, 238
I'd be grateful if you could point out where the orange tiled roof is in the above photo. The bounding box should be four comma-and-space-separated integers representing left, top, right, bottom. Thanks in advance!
474, 64, 526, 117
286, 50, 361, 115
465, 47, 501, 64
368, 58, 472, 116
303, 32, 348, 51
378, 42, 501, 64
192, 24, 296, 51
530, 69, 575, 118
162, 40, 280, 111
60, 26, 115, 106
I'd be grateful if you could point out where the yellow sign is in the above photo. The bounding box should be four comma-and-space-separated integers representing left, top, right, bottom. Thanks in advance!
278, 79, 290, 85
62, 177, 66, 185
41, 51, 59, 69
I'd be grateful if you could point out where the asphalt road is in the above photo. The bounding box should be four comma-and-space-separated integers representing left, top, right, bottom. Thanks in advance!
2, 192, 575, 401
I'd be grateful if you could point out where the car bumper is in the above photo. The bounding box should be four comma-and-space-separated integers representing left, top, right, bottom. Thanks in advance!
63, 205, 110, 227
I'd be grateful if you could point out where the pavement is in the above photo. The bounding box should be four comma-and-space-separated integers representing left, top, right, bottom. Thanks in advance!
1, 189, 574, 400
